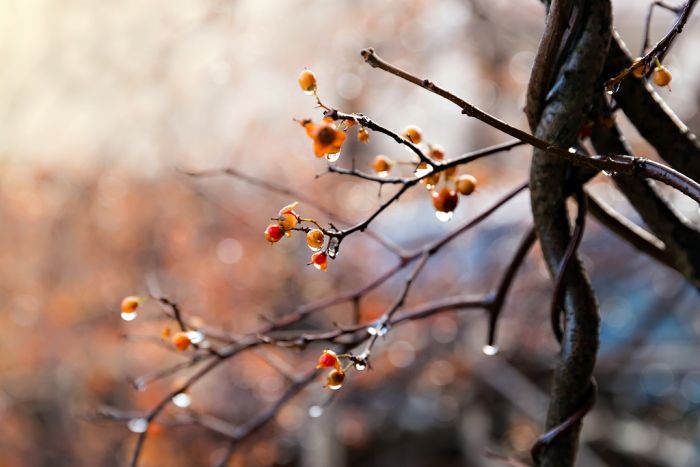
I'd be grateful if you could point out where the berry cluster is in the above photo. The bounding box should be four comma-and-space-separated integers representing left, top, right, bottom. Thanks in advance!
371, 125, 479, 222
264, 202, 332, 271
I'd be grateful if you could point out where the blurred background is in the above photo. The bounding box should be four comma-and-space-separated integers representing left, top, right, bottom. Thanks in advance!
1, 0, 700, 465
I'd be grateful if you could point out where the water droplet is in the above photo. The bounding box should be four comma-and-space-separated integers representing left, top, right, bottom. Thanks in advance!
327, 237, 340, 259
127, 418, 148, 433
303, 90, 315, 96
568, 147, 577, 154
414, 165, 433, 178
367, 322, 388, 336
133, 378, 147, 392
309, 405, 323, 418
482, 344, 499, 356
325, 152, 340, 162
377, 171, 389, 178
435, 211, 453, 222
186, 331, 204, 344
328, 383, 343, 390
172, 392, 192, 408
307, 244, 322, 252
121, 312, 137, 322
354, 362, 367, 371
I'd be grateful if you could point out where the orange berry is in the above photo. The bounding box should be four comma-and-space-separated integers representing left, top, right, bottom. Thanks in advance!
265, 224, 284, 243
372, 155, 392, 175
121, 296, 140, 313
298, 69, 317, 93
358, 127, 370, 143
171, 332, 191, 351
402, 125, 422, 144
456, 174, 477, 195
429, 145, 445, 160
317, 349, 340, 369
432, 187, 459, 212
324, 369, 345, 390
278, 202, 300, 230
306, 229, 325, 251
310, 251, 328, 271
653, 65, 672, 87
631, 58, 649, 78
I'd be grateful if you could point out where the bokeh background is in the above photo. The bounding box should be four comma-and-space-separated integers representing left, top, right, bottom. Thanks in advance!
1, 0, 700, 466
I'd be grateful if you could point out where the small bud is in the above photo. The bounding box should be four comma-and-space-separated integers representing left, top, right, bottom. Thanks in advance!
432, 187, 459, 213
456, 174, 477, 195
306, 229, 325, 251
265, 224, 284, 243
298, 69, 317, 93
171, 332, 191, 351
121, 296, 141, 314
653, 65, 672, 87
310, 251, 328, 271
316, 349, 340, 369
358, 127, 370, 143
324, 369, 345, 390
402, 125, 422, 144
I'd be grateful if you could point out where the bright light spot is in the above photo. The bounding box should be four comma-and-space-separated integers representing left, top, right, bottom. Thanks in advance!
308, 405, 323, 418
127, 418, 148, 433
482, 344, 499, 356
121, 312, 138, 321
172, 392, 192, 408
217, 238, 243, 264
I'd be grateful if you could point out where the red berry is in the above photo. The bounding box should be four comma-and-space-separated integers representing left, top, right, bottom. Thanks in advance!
316, 350, 340, 369
265, 224, 284, 243
432, 187, 459, 212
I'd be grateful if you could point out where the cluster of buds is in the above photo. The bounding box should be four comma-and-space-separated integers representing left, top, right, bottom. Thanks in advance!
264, 202, 333, 271
370, 125, 479, 222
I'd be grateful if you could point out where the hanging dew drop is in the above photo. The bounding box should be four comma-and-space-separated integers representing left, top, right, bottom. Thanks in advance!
435, 211, 453, 222
186, 331, 205, 344
568, 147, 577, 154
121, 312, 137, 321
414, 165, 433, 178
328, 382, 343, 390
482, 344, 499, 356
308, 405, 323, 418
303, 89, 315, 96
127, 418, 148, 433
377, 171, 389, 179
325, 152, 340, 162
354, 362, 367, 371
133, 378, 147, 392
172, 392, 192, 408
